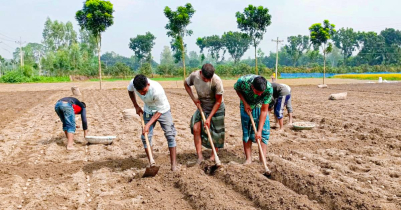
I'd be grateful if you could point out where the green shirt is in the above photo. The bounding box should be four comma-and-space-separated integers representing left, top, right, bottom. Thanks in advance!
234, 74, 273, 108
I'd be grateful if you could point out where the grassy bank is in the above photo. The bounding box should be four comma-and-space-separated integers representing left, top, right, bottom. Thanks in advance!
334, 74, 401, 80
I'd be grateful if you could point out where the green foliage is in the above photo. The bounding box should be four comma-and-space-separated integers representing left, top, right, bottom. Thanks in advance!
164, 3, 195, 38
139, 63, 152, 76
0, 70, 69, 83
129, 32, 156, 63
196, 35, 226, 63
160, 46, 174, 65
309, 20, 336, 48
284, 35, 310, 66
236, 5, 272, 47
75, 0, 114, 38
42, 18, 78, 51
332, 28, 359, 65
236, 5, 272, 74
164, 3, 195, 77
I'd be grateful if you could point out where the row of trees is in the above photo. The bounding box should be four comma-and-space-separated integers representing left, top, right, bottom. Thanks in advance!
1, 1, 401, 85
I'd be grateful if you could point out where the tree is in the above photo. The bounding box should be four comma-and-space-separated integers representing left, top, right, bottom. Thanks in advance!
356, 32, 385, 65
309, 20, 336, 84
236, 5, 272, 75
187, 51, 200, 68
129, 32, 156, 68
196, 35, 226, 63
221, 31, 251, 63
284, 35, 309, 66
0, 55, 5, 76
164, 3, 195, 78
160, 46, 174, 65
380, 28, 401, 65
42, 18, 77, 52
332, 28, 359, 66
76, 0, 114, 89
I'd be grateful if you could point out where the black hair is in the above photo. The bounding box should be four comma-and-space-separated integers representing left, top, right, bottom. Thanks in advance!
252, 76, 267, 92
133, 74, 148, 90
201, 63, 215, 79
81, 102, 86, 108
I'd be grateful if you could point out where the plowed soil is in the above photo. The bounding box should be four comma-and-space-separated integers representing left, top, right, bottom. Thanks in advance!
0, 80, 400, 210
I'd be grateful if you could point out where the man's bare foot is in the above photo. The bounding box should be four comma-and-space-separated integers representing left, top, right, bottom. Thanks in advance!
66, 146, 76, 151
243, 159, 252, 165
196, 157, 204, 165
171, 164, 181, 171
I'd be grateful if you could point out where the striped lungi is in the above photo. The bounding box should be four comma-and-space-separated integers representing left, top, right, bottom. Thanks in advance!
190, 103, 225, 149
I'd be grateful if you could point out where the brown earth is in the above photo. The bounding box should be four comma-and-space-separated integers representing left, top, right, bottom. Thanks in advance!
0, 80, 400, 209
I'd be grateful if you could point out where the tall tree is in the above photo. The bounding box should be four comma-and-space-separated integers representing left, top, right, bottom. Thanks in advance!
42, 18, 77, 52
356, 32, 385, 65
309, 20, 336, 84
164, 3, 195, 78
284, 35, 309, 66
160, 46, 174, 65
76, 0, 114, 89
129, 32, 156, 67
380, 28, 401, 64
196, 35, 226, 63
221, 31, 251, 63
236, 5, 272, 75
332, 28, 359, 66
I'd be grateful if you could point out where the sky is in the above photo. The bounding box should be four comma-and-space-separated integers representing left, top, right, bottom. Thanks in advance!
1, 0, 401, 62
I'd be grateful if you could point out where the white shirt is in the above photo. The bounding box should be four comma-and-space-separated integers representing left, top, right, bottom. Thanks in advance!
128, 79, 170, 114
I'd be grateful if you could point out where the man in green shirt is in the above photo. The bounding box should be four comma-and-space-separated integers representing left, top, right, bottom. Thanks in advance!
234, 75, 273, 164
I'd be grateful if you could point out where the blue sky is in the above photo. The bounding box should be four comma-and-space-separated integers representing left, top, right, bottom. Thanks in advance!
1, 0, 401, 62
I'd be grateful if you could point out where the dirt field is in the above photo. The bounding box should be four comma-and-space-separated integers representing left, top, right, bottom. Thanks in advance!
0, 80, 400, 209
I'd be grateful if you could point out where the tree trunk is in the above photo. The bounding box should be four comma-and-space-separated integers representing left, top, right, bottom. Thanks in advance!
98, 34, 102, 90
254, 44, 258, 75
323, 50, 326, 85
180, 37, 186, 79
150, 53, 153, 78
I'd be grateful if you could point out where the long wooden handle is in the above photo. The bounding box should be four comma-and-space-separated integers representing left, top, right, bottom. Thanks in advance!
140, 114, 156, 166
247, 111, 269, 172
198, 105, 221, 165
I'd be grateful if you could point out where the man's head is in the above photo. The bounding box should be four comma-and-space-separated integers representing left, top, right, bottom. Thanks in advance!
133, 74, 150, 95
200, 63, 215, 82
251, 76, 267, 96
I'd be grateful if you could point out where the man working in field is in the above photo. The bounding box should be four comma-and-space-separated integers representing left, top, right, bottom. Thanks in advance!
269, 83, 293, 130
128, 74, 178, 171
54, 97, 88, 150
184, 64, 225, 164
234, 75, 273, 164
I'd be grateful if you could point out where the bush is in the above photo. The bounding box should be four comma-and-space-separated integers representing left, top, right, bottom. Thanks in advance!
0, 71, 31, 83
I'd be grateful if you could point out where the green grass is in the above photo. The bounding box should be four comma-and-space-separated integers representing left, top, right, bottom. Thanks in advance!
89, 77, 184, 82
0, 75, 70, 83
334, 74, 401, 80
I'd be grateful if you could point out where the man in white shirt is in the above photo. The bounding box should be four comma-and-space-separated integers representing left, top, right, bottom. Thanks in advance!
128, 74, 177, 171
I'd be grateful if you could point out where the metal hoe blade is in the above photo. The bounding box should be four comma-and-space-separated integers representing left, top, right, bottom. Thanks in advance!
142, 165, 160, 178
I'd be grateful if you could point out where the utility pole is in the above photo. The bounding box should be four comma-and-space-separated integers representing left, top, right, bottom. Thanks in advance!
15, 37, 26, 67
272, 37, 283, 81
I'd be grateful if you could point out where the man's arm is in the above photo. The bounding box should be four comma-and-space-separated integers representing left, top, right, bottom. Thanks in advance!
235, 90, 251, 113
204, 94, 222, 128
128, 90, 143, 115
80, 107, 88, 137
143, 112, 162, 134
184, 81, 200, 107
255, 103, 269, 141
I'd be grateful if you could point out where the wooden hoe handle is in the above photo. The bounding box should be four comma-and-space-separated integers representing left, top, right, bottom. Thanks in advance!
247, 111, 269, 173
197, 104, 221, 165
140, 114, 156, 166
